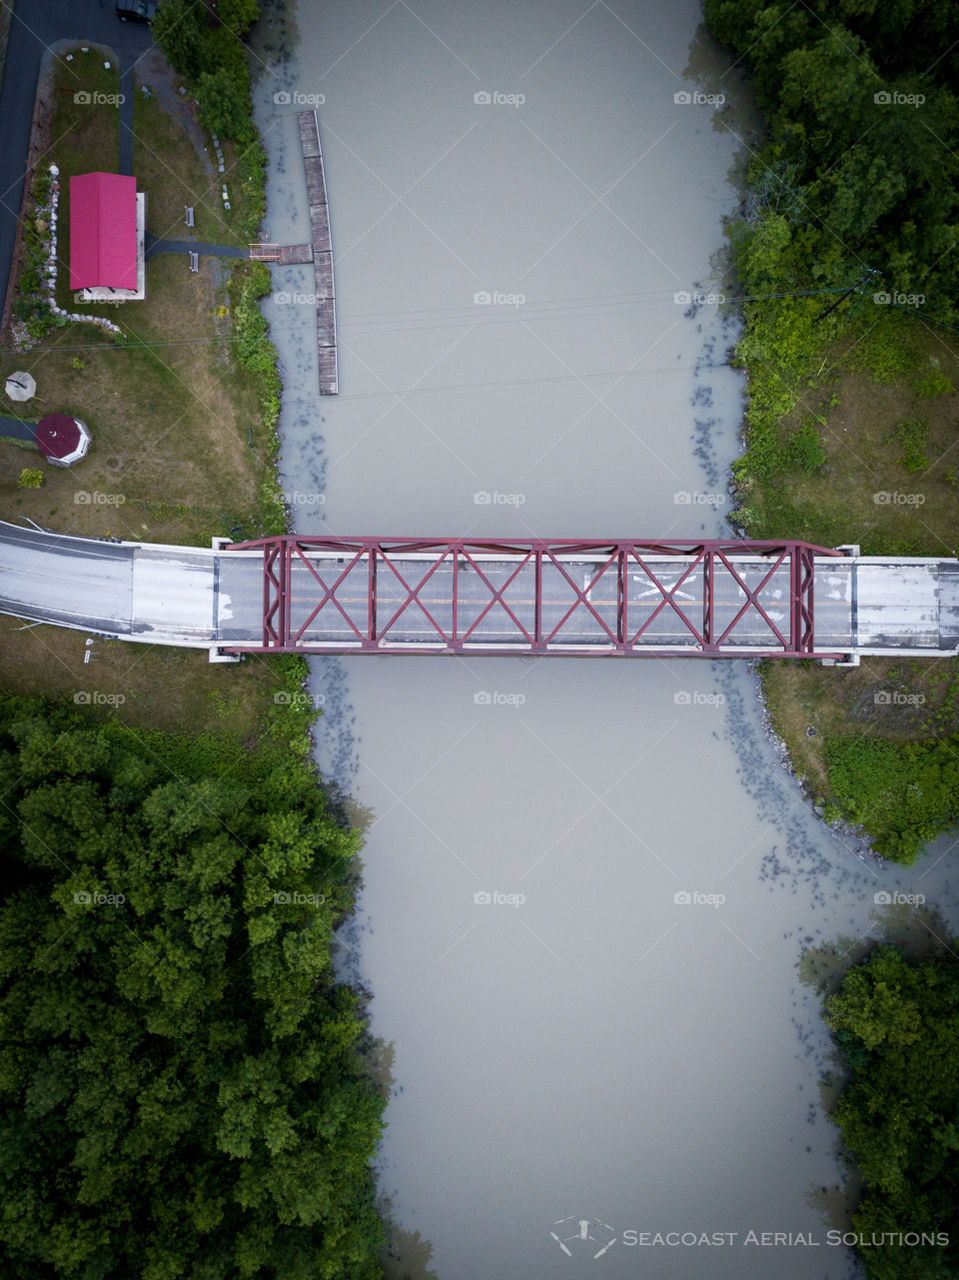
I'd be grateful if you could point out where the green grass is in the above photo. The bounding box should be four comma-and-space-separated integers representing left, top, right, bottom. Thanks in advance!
731, 303, 959, 556
132, 73, 249, 246
0, 42, 285, 741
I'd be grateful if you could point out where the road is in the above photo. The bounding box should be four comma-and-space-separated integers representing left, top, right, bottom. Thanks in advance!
2, 522, 956, 658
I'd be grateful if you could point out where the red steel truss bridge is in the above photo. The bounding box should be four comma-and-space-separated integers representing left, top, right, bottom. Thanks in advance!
219, 536, 858, 659
0, 524, 955, 660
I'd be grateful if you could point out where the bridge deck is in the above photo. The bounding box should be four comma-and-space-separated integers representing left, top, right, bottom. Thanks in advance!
0, 524, 955, 660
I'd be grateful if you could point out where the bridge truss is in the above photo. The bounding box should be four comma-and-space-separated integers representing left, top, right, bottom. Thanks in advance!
222, 536, 847, 659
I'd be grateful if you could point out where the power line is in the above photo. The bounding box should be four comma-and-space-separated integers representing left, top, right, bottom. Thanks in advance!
0, 280, 898, 358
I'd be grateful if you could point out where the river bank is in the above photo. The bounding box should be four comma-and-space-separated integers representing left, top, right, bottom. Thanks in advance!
702, 0, 959, 867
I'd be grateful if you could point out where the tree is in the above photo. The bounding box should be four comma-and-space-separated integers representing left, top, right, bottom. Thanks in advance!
0, 694, 385, 1278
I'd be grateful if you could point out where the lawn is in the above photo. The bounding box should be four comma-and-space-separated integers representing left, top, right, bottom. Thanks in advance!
733, 306, 959, 557
761, 657, 959, 804
0, 43, 283, 740
132, 50, 253, 247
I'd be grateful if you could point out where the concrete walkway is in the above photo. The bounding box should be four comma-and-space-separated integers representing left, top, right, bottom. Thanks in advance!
0, 415, 36, 443
145, 234, 248, 260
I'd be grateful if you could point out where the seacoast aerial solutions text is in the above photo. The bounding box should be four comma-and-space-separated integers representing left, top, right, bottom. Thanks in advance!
620, 1230, 949, 1248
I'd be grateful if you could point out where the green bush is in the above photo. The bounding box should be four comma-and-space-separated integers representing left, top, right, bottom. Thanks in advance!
913, 367, 953, 399
824, 733, 959, 864
895, 417, 928, 474
824, 945, 959, 1280
788, 419, 827, 473
17, 468, 44, 489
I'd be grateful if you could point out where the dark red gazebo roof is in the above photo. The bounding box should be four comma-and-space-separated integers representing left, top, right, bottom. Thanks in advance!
69, 172, 137, 291
36, 414, 83, 460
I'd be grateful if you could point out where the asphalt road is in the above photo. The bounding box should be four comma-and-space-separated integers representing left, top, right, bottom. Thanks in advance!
0, 0, 153, 321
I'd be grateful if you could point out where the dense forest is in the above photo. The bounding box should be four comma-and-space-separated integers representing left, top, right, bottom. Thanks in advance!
0, 694, 385, 1278
825, 945, 959, 1280
703, 0, 959, 316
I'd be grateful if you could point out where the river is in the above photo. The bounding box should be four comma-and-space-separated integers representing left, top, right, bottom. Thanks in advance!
249, 3, 959, 1277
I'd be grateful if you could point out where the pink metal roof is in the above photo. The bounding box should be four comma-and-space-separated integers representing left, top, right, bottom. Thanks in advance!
69, 172, 137, 290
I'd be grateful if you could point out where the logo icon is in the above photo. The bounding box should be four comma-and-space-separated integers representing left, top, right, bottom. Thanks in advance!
473, 91, 492, 104
550, 1217, 617, 1259
473, 890, 492, 905
73, 91, 91, 105
273, 90, 292, 105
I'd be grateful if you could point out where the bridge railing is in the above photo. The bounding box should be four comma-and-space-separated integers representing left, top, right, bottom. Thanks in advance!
221, 536, 848, 659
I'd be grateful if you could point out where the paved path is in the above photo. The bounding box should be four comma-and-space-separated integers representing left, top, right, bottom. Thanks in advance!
0, 414, 36, 442
0, 1, 152, 322
145, 233, 248, 260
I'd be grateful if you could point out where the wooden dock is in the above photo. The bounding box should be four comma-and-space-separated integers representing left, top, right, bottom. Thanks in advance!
297, 110, 337, 395
249, 242, 314, 265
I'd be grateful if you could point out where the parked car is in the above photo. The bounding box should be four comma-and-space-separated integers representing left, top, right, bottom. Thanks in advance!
115, 0, 158, 21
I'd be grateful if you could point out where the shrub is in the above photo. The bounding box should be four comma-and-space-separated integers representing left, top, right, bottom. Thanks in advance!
788, 419, 827, 473
17, 468, 44, 489
895, 417, 928, 474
